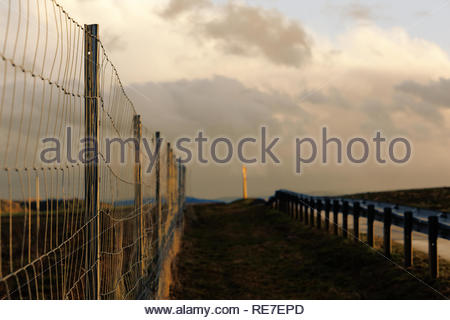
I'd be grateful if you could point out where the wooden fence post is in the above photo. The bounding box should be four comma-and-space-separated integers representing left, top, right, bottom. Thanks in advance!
367, 205, 375, 247
353, 202, 360, 242
383, 207, 392, 258
342, 201, 349, 238
404, 211, 413, 267
428, 216, 439, 279
84, 23, 100, 300
333, 200, 339, 235
133, 115, 144, 279
155, 131, 161, 260
305, 198, 309, 225
310, 198, 315, 227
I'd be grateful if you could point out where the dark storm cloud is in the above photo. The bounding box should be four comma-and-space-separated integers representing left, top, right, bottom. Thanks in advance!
158, 0, 312, 68
159, 0, 211, 19
127, 75, 310, 139
396, 78, 450, 108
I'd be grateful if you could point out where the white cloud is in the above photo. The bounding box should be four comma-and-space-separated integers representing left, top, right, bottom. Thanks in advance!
51, 0, 450, 197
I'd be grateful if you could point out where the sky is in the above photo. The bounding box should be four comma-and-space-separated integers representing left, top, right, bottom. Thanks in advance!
54, 0, 450, 199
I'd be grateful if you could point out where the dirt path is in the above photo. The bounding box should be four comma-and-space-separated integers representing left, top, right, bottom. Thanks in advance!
170, 200, 449, 299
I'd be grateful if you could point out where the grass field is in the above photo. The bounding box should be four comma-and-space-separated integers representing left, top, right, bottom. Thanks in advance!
345, 187, 450, 214
170, 200, 450, 299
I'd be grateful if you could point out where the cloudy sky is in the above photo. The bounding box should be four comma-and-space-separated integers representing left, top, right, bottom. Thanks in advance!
57, 0, 450, 199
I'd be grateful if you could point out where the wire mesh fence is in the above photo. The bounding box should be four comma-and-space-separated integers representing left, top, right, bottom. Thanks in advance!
0, 0, 186, 299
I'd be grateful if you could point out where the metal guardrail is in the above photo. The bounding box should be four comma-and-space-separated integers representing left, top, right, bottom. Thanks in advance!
269, 189, 447, 279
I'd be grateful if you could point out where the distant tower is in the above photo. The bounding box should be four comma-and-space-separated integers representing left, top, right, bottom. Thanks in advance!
242, 166, 248, 199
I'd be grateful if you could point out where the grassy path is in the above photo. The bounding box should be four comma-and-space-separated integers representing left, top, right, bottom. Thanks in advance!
170, 200, 449, 299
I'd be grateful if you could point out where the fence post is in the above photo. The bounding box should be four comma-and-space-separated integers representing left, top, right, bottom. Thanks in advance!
353, 202, 360, 242
155, 132, 161, 259
342, 201, 349, 238
310, 198, 315, 227
166, 143, 172, 234
316, 199, 322, 229
84, 23, 100, 300
404, 211, 413, 267
333, 200, 339, 235
383, 207, 392, 258
177, 158, 182, 214
428, 216, 439, 279
367, 205, 375, 247
133, 115, 144, 279
325, 199, 330, 231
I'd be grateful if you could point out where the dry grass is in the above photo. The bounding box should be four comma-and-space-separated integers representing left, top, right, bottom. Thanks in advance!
345, 187, 450, 214
170, 200, 450, 299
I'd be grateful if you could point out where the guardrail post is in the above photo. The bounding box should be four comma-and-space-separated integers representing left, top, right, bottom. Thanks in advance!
342, 201, 349, 238
299, 198, 303, 222
306, 198, 309, 223
383, 207, 392, 258
367, 205, 375, 247
333, 200, 339, 235
133, 115, 144, 280
404, 211, 413, 267
428, 216, 439, 279
316, 200, 322, 229
292, 197, 295, 219
353, 202, 360, 242
84, 23, 100, 300
325, 199, 330, 231
310, 198, 315, 227
288, 196, 292, 218
302, 197, 306, 222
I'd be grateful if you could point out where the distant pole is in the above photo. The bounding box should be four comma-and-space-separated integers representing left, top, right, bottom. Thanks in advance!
84, 23, 100, 300
242, 166, 248, 199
